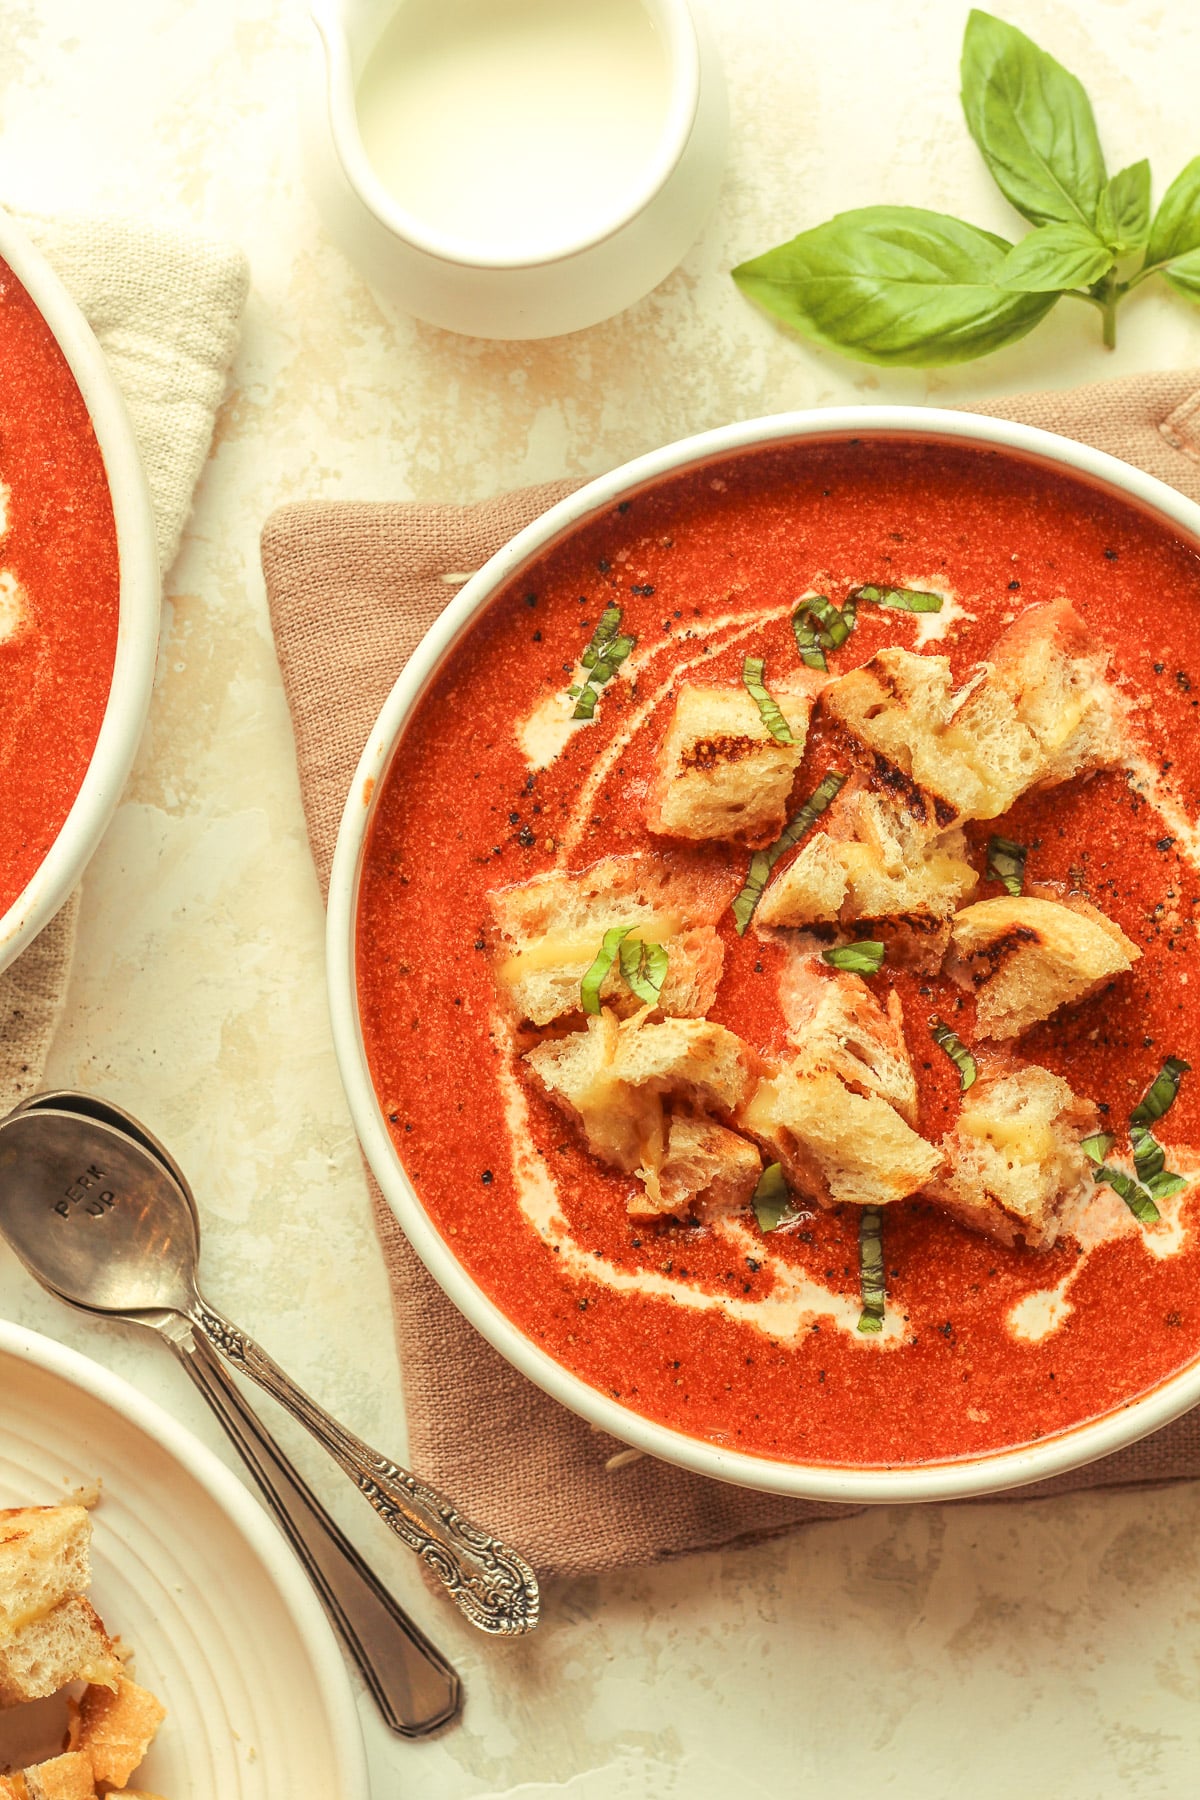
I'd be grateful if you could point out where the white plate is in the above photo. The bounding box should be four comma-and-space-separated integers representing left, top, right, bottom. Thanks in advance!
0, 1320, 368, 1797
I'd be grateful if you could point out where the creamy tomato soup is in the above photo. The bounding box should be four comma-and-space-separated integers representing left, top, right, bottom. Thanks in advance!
357, 438, 1200, 1467
0, 256, 119, 919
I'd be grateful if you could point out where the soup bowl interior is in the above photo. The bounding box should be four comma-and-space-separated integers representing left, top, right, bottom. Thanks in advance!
327, 405, 1200, 1502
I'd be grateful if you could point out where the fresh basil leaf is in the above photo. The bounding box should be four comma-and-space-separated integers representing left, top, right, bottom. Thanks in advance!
930, 1017, 978, 1090
570, 605, 635, 720
857, 1205, 886, 1334
732, 206, 1058, 368
997, 223, 1113, 292
823, 941, 886, 976
986, 834, 1026, 896
580, 926, 631, 1014
960, 11, 1107, 231
1096, 160, 1152, 254
1145, 1170, 1189, 1201
1130, 1056, 1190, 1128
849, 583, 943, 614
1163, 248, 1200, 306
1093, 1163, 1160, 1224
752, 1162, 797, 1233
732, 770, 846, 936
618, 936, 668, 1008
1080, 1131, 1115, 1166
792, 593, 854, 671
1147, 156, 1200, 267
1130, 1122, 1169, 1188
742, 656, 795, 745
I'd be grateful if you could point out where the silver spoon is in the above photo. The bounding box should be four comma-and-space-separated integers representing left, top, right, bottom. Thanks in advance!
0, 1102, 541, 1693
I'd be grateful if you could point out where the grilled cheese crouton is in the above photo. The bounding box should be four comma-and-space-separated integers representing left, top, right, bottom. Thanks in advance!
823, 649, 983, 822
985, 597, 1126, 785
740, 1067, 942, 1209
0, 1507, 91, 1637
633, 1112, 763, 1222
646, 677, 819, 845
949, 895, 1140, 1038
928, 1063, 1096, 1249
490, 852, 735, 1027
76, 1675, 165, 1788
0, 1597, 120, 1706
780, 959, 919, 1125
20, 1755, 95, 1800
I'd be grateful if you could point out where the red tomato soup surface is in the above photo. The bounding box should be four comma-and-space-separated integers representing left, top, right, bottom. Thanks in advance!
357, 438, 1200, 1468
0, 256, 119, 918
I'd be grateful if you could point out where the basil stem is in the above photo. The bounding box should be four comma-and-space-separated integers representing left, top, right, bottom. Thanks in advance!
1130, 1057, 1191, 1128
986, 835, 1027, 896
580, 926, 632, 1015
1092, 1163, 1161, 1225
618, 936, 668, 1008
752, 1162, 796, 1233
857, 1206, 886, 1334
569, 604, 635, 721
792, 593, 855, 671
742, 655, 794, 744
930, 1017, 978, 1090
823, 941, 886, 976
731, 770, 846, 936
849, 583, 943, 613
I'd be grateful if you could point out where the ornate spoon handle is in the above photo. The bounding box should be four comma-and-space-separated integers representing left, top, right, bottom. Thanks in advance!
189, 1297, 540, 1636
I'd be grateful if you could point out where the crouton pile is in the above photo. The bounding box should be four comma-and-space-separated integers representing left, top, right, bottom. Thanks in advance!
493, 600, 1142, 1256
0, 1505, 166, 1800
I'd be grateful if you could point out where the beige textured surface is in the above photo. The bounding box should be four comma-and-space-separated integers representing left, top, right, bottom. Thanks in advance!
2, 1, 1200, 1796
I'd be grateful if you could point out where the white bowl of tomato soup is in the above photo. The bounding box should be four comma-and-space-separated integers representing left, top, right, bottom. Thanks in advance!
327, 407, 1200, 1501
0, 212, 158, 977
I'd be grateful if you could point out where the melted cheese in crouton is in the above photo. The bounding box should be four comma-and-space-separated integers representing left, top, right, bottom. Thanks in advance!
949, 894, 1140, 1038
646, 677, 819, 845
780, 958, 919, 1125
740, 1066, 942, 1209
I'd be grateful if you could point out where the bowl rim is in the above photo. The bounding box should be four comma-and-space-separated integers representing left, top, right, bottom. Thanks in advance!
309, 0, 703, 272
326, 404, 1200, 1502
0, 210, 160, 977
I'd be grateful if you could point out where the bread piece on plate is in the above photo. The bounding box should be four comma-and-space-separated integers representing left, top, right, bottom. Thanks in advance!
645, 676, 819, 846
490, 851, 734, 1027
76, 1675, 165, 1788
928, 1063, 1096, 1250
780, 959, 919, 1125
740, 1067, 942, 1209
18, 1755, 94, 1800
949, 895, 1140, 1039
0, 1596, 121, 1706
632, 1112, 763, 1222
0, 1506, 92, 1637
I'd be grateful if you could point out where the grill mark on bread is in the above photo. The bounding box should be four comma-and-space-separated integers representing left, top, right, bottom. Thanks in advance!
679, 732, 762, 773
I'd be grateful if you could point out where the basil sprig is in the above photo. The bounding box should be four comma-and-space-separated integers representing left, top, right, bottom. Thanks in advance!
1084, 1058, 1192, 1224
792, 593, 855, 671
732, 11, 1200, 364
731, 770, 846, 936
742, 656, 794, 745
986, 835, 1027, 896
849, 584, 942, 614
930, 1017, 978, 1091
581, 926, 668, 1014
567, 604, 635, 721
857, 1206, 886, 1334
823, 941, 886, 977
752, 1162, 797, 1233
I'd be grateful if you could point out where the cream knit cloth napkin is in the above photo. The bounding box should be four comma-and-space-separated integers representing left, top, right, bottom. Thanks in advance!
0, 213, 248, 1112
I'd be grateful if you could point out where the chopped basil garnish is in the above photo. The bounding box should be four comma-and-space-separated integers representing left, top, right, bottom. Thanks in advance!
791, 593, 855, 672
1130, 1056, 1191, 1128
823, 940, 886, 976
618, 936, 669, 1007
568, 604, 635, 721
580, 926, 631, 1014
857, 1205, 886, 1333
930, 1017, 978, 1090
731, 769, 846, 936
1080, 1132, 1115, 1166
1092, 1163, 1161, 1224
742, 655, 795, 744
752, 1161, 796, 1232
848, 583, 943, 613
986, 834, 1027, 896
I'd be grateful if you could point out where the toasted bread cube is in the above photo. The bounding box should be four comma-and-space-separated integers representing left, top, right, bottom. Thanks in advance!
490, 852, 734, 1026
612, 1013, 759, 1115
0, 1597, 120, 1707
824, 649, 987, 822
984, 598, 1126, 785
0, 1507, 92, 1637
780, 960, 919, 1125
76, 1675, 165, 1788
633, 1112, 763, 1222
740, 1067, 942, 1209
20, 1756, 94, 1800
949, 895, 1140, 1038
928, 1063, 1096, 1249
646, 679, 817, 845
0, 1776, 27, 1799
